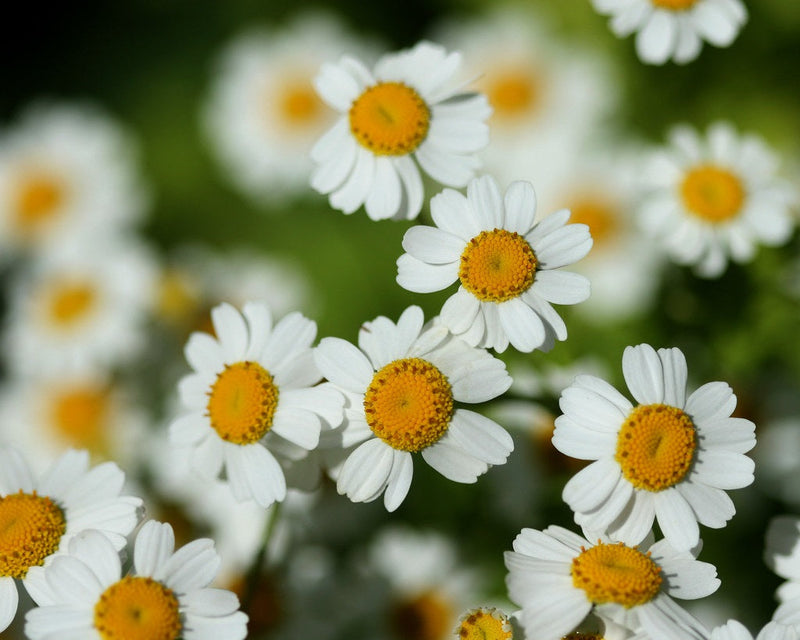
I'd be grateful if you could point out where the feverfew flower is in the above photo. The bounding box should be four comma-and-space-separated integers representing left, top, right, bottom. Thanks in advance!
397, 175, 592, 353
314, 306, 513, 511
504, 525, 718, 640
552, 344, 756, 551
169, 301, 343, 508
591, 0, 747, 65
311, 41, 491, 220
764, 515, 800, 624
0, 447, 142, 633
24, 522, 248, 640
639, 122, 797, 277
202, 13, 376, 205
0, 102, 146, 259
711, 620, 800, 640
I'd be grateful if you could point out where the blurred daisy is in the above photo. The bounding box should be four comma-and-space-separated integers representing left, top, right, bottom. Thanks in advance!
397, 175, 592, 353
24, 521, 248, 640
504, 525, 717, 640
169, 301, 344, 508
639, 122, 797, 277
591, 0, 747, 65
0, 369, 149, 469
0, 102, 146, 259
754, 417, 800, 508
3, 237, 157, 376
431, 7, 617, 190
710, 620, 800, 640
0, 446, 142, 633
313, 305, 513, 511
552, 343, 756, 551
202, 12, 377, 205
311, 41, 491, 220
765, 515, 800, 624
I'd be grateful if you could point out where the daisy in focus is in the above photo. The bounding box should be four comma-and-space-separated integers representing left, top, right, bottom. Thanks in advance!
311, 41, 491, 220
396, 175, 592, 353
0, 446, 142, 633
202, 12, 377, 205
591, 0, 747, 65
552, 343, 756, 551
0, 102, 146, 259
638, 121, 797, 277
169, 301, 344, 508
24, 521, 248, 640
504, 525, 718, 640
710, 620, 800, 640
313, 305, 513, 511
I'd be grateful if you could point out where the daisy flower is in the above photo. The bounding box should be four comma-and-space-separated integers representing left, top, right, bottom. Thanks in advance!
0, 101, 146, 259
311, 40, 491, 221
24, 521, 248, 640
202, 12, 378, 205
711, 620, 800, 640
0, 446, 142, 633
504, 525, 718, 640
169, 301, 344, 508
313, 305, 513, 511
552, 343, 756, 551
455, 608, 516, 640
639, 121, 797, 277
396, 174, 592, 353
764, 515, 800, 625
591, 0, 748, 65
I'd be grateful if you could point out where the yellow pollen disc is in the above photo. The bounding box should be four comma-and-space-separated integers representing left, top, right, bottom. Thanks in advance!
364, 357, 453, 453
278, 80, 324, 126
571, 542, 662, 608
14, 172, 65, 231
94, 576, 182, 640
390, 591, 452, 640
568, 197, 618, 248
456, 608, 514, 640
0, 491, 66, 579
615, 403, 697, 492
485, 68, 540, 119
50, 386, 110, 454
459, 229, 537, 303
681, 164, 745, 223
349, 82, 430, 156
46, 281, 97, 328
652, 0, 698, 9
207, 361, 279, 445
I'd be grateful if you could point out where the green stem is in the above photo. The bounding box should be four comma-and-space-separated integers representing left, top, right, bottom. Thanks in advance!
241, 500, 282, 614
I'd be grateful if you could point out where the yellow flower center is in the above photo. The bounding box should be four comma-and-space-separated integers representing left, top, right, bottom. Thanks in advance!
46, 281, 97, 328
571, 542, 663, 608
456, 608, 514, 640
349, 82, 430, 156
390, 591, 453, 640
652, 0, 698, 9
615, 404, 696, 492
0, 491, 66, 579
568, 197, 618, 249
50, 385, 111, 454
94, 576, 182, 640
14, 172, 65, 232
364, 357, 453, 452
207, 361, 279, 445
459, 229, 537, 303
485, 67, 540, 120
277, 80, 324, 127
681, 165, 745, 223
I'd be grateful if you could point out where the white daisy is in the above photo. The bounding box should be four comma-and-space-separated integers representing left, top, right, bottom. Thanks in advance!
711, 620, 800, 640
0, 101, 147, 259
591, 0, 748, 65
24, 521, 248, 640
311, 40, 491, 221
639, 121, 797, 277
0, 446, 142, 633
3, 236, 157, 376
765, 515, 800, 621
552, 343, 756, 551
504, 525, 718, 640
202, 12, 378, 205
396, 174, 592, 353
169, 301, 344, 508
313, 305, 513, 511
454, 608, 515, 640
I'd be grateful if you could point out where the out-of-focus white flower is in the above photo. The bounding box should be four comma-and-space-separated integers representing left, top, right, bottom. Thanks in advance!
710, 619, 800, 640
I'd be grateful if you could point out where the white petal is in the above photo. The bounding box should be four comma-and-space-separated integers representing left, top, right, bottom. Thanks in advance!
242, 302, 273, 361
402, 225, 464, 264
185, 332, 225, 374
691, 449, 754, 489
415, 142, 478, 187
183, 612, 249, 640
160, 538, 220, 594
192, 435, 224, 480
636, 11, 678, 65
676, 481, 735, 528
270, 407, 321, 450
562, 458, 622, 512
532, 224, 593, 270
609, 491, 657, 545
552, 417, 618, 460
210, 303, 248, 362
181, 588, 241, 616
35, 449, 88, 498
623, 343, 665, 405
498, 298, 546, 352
0, 578, 18, 633
169, 413, 208, 446
61, 461, 124, 507
503, 180, 537, 234
513, 587, 591, 640
365, 157, 402, 221
0, 446, 35, 494
229, 445, 286, 508
134, 521, 175, 578
697, 416, 755, 453
447, 411, 513, 466
691, 0, 741, 46
262, 312, 317, 374
658, 347, 688, 408
396, 253, 459, 293
337, 439, 394, 503
421, 437, 488, 483
654, 488, 700, 551
440, 289, 480, 334
393, 154, 424, 220
430, 187, 481, 240
383, 451, 414, 512
312, 60, 361, 111
330, 147, 375, 214
466, 175, 504, 229
662, 558, 720, 599
685, 382, 736, 422
533, 270, 591, 305
314, 337, 373, 394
